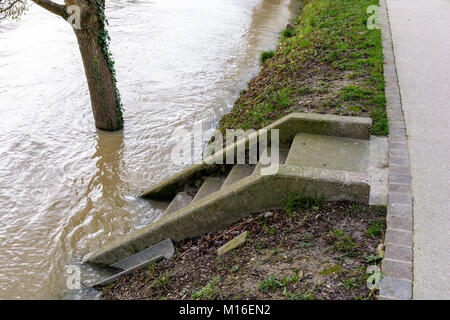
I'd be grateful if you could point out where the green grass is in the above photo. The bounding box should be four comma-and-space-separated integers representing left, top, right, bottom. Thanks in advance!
219, 0, 388, 136
283, 195, 324, 216
153, 270, 171, 289
366, 218, 385, 237
258, 275, 283, 293
191, 276, 221, 299
365, 253, 382, 264
285, 291, 315, 300
281, 28, 296, 38
260, 50, 275, 64
329, 229, 358, 253
342, 278, 359, 289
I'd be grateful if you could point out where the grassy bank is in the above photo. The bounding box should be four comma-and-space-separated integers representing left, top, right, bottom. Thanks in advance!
102, 200, 386, 300
219, 0, 387, 136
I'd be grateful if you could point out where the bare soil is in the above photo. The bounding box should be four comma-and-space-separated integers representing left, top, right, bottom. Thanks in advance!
101, 201, 385, 300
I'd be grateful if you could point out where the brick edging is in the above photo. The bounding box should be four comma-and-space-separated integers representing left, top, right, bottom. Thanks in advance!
378, 0, 414, 300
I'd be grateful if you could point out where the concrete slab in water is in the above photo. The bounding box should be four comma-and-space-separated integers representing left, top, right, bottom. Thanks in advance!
285, 133, 369, 173
92, 239, 174, 287
111, 238, 174, 270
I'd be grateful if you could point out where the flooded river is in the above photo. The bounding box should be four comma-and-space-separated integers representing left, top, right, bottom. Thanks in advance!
0, 0, 299, 299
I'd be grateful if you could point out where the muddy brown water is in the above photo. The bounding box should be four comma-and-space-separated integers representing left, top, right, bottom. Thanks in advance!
0, 0, 300, 299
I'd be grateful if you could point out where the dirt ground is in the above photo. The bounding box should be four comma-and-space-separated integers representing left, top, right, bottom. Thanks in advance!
101, 200, 386, 300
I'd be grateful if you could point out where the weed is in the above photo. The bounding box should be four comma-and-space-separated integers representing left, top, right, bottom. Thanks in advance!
286, 291, 315, 300
345, 204, 362, 215
258, 275, 283, 293
329, 229, 358, 253
282, 28, 296, 38
260, 50, 275, 64
342, 278, 359, 289
365, 254, 382, 264
154, 270, 171, 289
282, 272, 300, 286
191, 276, 221, 300
319, 264, 342, 276
283, 195, 324, 216
267, 227, 277, 236
366, 218, 384, 237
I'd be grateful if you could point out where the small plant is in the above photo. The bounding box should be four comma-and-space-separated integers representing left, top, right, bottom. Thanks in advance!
283, 195, 324, 216
329, 229, 358, 253
285, 291, 315, 300
147, 263, 155, 272
268, 227, 277, 236
282, 272, 300, 286
267, 87, 293, 109
345, 204, 362, 215
154, 270, 171, 289
342, 278, 358, 290
339, 86, 372, 102
191, 276, 221, 300
230, 265, 239, 273
282, 28, 296, 38
298, 241, 312, 251
258, 275, 283, 293
366, 218, 384, 237
296, 85, 313, 95
365, 253, 382, 264
370, 106, 389, 136
319, 264, 342, 276
260, 50, 275, 64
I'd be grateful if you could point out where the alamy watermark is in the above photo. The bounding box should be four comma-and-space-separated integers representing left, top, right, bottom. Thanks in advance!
366, 265, 383, 290
65, 264, 81, 290
367, 5, 381, 30
171, 120, 280, 175
67, 5, 81, 30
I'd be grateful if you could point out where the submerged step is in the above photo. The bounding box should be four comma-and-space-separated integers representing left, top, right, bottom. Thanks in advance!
193, 178, 224, 202
111, 238, 174, 270
285, 133, 369, 173
163, 192, 193, 215
92, 239, 174, 287
222, 164, 256, 189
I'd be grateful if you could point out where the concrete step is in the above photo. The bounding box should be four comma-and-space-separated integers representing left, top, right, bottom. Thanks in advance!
254, 147, 289, 174
86, 113, 375, 266
221, 164, 256, 189
193, 178, 224, 202
92, 239, 174, 287
163, 192, 193, 215
285, 133, 369, 173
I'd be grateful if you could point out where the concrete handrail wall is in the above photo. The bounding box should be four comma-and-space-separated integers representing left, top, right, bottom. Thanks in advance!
141, 113, 372, 200
85, 164, 369, 265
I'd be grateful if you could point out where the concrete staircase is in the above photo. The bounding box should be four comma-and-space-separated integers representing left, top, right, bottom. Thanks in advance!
84, 113, 387, 267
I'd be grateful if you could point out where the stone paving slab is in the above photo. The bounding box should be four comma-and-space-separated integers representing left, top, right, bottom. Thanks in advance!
382, 0, 450, 299
378, 0, 414, 300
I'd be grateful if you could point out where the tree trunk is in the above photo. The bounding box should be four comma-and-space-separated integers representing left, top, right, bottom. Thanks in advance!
72, 1, 123, 131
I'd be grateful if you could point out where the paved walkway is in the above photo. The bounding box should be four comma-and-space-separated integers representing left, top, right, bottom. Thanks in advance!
386, 0, 450, 299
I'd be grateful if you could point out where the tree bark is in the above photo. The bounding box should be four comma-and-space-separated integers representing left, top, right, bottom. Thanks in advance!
33, 0, 124, 131
72, 0, 123, 131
